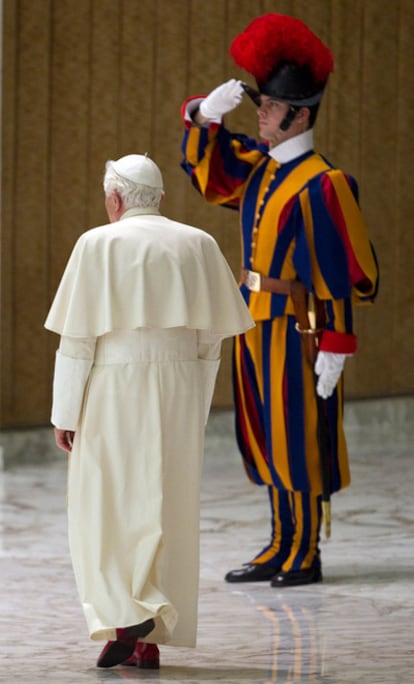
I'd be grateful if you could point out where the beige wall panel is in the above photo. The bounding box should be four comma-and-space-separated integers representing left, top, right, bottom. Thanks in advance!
2, 0, 414, 425
2, 0, 51, 425
348, 0, 399, 398
322, 0, 362, 172
225, 0, 263, 44
327, 1, 365, 395
389, 1, 414, 393
45, 0, 93, 424
47, 1, 91, 287
86, 0, 125, 227
150, 0, 191, 224
286, 1, 331, 44
118, 0, 157, 157
179, 3, 240, 258
187, 0, 228, 92
1, 0, 17, 424
262, 0, 294, 15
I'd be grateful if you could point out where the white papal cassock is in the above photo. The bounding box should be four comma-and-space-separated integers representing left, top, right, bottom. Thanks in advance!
44, 208, 254, 646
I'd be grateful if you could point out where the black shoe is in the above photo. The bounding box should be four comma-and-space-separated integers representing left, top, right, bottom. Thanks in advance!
225, 563, 279, 583
271, 566, 322, 587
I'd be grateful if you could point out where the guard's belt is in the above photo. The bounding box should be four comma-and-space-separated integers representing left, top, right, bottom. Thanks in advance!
241, 269, 325, 365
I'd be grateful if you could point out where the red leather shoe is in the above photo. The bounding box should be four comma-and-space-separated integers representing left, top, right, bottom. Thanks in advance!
97, 639, 135, 669
96, 619, 155, 668
122, 642, 160, 669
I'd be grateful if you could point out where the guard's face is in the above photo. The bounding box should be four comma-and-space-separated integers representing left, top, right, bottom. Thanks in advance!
256, 96, 291, 146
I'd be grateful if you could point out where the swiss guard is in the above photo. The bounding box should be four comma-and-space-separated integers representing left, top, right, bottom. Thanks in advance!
180, 12, 379, 586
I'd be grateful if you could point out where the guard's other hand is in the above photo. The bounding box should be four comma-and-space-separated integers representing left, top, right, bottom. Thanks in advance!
199, 79, 244, 121
314, 351, 347, 399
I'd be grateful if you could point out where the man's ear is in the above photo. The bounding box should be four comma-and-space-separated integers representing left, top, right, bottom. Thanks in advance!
297, 107, 310, 124
113, 191, 123, 210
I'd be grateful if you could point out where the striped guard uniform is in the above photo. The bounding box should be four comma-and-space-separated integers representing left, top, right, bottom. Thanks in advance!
180, 101, 379, 573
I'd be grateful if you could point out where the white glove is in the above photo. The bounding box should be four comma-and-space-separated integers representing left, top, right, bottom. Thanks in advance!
199, 79, 244, 122
314, 351, 348, 399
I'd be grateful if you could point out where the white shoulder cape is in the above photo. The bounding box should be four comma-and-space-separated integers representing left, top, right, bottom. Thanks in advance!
44, 209, 254, 338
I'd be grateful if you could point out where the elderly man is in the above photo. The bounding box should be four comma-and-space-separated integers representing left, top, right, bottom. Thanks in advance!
180, 13, 378, 587
45, 154, 253, 668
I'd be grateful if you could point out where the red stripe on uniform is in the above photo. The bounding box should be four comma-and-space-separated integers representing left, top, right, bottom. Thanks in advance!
321, 174, 367, 286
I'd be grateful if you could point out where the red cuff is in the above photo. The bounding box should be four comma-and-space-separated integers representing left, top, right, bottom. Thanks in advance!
181, 95, 206, 128
319, 330, 357, 354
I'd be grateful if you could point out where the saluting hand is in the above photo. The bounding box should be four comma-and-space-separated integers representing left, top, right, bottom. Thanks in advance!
199, 79, 244, 122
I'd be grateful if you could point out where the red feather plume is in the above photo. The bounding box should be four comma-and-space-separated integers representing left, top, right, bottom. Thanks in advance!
230, 13, 334, 84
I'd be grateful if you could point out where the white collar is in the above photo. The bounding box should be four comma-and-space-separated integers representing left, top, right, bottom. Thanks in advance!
121, 207, 161, 220
268, 129, 314, 164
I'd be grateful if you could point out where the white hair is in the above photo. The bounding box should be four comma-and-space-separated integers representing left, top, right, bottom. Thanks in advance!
103, 161, 163, 209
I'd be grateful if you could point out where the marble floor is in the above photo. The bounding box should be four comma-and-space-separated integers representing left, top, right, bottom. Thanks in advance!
0, 404, 413, 683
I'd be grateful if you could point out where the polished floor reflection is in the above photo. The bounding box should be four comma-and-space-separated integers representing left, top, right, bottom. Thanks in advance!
0, 404, 413, 683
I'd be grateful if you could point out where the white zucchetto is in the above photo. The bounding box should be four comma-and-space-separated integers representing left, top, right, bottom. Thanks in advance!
111, 154, 164, 189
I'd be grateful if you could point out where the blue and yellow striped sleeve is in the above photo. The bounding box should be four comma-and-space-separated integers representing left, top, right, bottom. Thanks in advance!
180, 98, 266, 208
294, 169, 379, 353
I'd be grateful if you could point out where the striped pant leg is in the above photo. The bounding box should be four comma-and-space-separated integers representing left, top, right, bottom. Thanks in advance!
251, 486, 294, 568
280, 492, 322, 572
